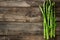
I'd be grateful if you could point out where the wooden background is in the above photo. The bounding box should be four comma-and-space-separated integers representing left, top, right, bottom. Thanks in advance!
0, 0, 60, 40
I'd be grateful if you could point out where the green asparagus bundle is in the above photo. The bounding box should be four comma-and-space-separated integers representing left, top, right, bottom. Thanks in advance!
39, 0, 56, 40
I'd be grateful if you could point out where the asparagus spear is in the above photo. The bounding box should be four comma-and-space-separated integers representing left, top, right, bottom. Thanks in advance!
39, 0, 56, 40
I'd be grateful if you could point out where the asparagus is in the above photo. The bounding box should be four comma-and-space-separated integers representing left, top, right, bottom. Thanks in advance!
39, 0, 56, 40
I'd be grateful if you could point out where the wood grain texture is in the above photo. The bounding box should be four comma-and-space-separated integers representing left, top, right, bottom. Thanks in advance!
0, 0, 57, 1
0, 7, 60, 22
0, 22, 59, 36
0, 0, 60, 40
0, 1, 42, 7
0, 35, 44, 40
0, 7, 41, 22
0, 35, 59, 40
0, 0, 60, 7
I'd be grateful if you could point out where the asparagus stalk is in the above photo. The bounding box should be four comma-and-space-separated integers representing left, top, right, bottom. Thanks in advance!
39, 0, 56, 40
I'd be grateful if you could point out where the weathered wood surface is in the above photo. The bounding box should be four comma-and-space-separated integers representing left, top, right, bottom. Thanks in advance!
0, 22, 42, 35
0, 7, 60, 22
0, 0, 60, 1
0, 22, 59, 36
0, 1, 42, 7
0, 0, 60, 40
0, 35, 59, 40
0, 0, 59, 7
0, 35, 44, 40
0, 7, 41, 22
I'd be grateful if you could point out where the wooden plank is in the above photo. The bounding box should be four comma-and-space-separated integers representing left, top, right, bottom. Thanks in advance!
0, 34, 59, 40
0, 35, 60, 40
55, 36, 60, 40
0, 35, 44, 40
0, 7, 60, 22
0, 7, 59, 15
0, 1, 31, 7
0, 22, 59, 35
56, 22, 60, 31
0, 16, 42, 22
0, 16, 60, 22
0, 1, 42, 7
0, 14, 59, 22
0, 23, 42, 30
0, 0, 59, 7
0, 7, 40, 16
0, 22, 42, 35
0, 7, 42, 22
0, 0, 58, 1
0, 0, 44, 2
